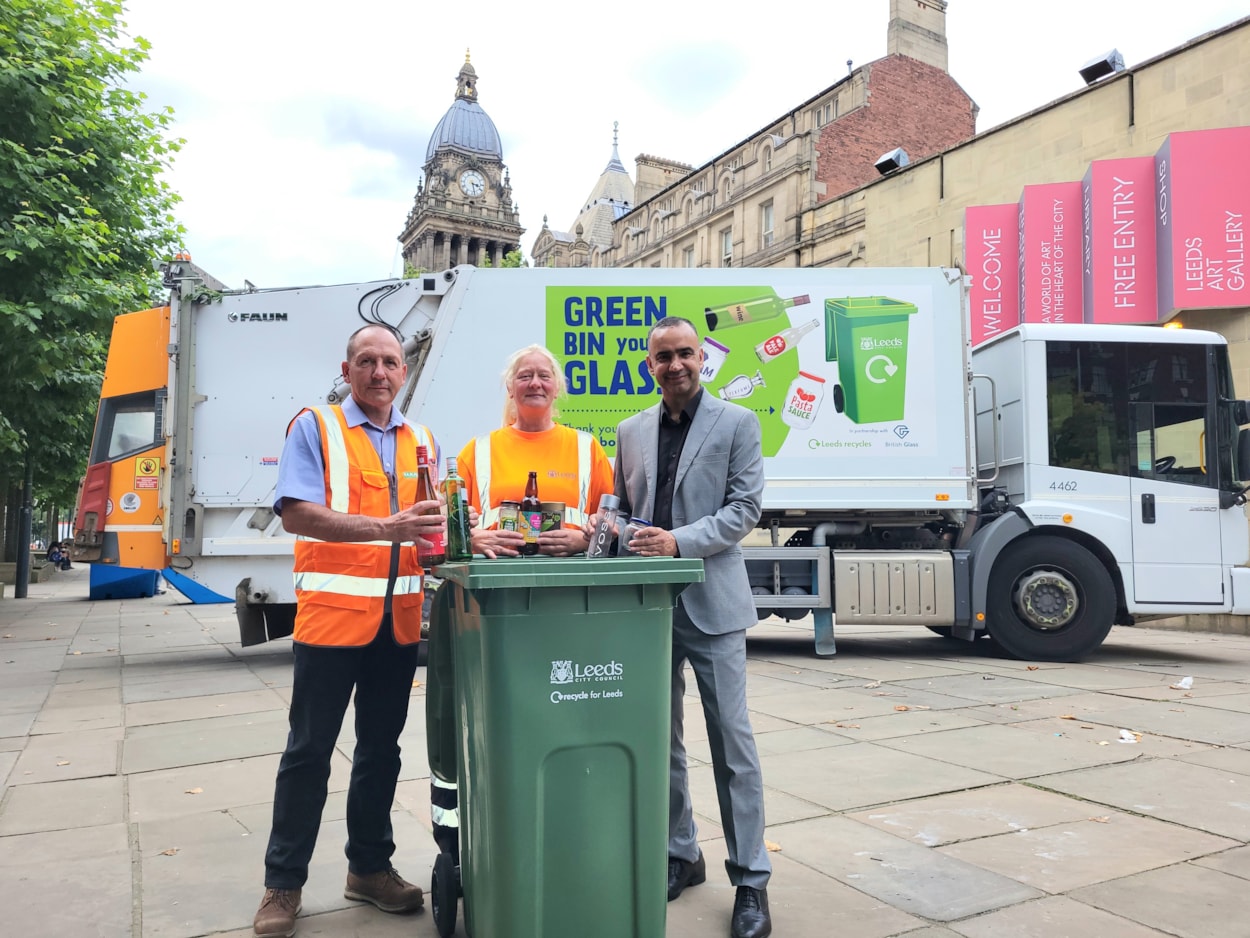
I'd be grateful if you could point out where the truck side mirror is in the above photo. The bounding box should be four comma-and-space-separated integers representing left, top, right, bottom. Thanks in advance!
1238, 427, 1250, 484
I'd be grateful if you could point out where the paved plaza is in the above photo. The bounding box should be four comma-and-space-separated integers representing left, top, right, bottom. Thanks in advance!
2, 567, 1249, 937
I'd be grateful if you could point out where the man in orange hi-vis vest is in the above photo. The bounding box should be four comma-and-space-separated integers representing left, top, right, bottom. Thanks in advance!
254, 324, 446, 938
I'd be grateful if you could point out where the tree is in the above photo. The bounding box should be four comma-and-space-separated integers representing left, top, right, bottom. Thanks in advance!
0, 0, 182, 552
499, 249, 528, 268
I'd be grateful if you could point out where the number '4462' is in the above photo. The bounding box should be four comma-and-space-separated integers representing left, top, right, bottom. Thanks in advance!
1049, 480, 1078, 491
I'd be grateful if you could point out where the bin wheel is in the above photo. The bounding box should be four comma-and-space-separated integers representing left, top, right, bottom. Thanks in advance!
833, 383, 845, 413
432, 851, 458, 937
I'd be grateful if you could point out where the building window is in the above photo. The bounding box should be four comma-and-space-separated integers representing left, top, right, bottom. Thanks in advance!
720, 229, 733, 267
682, 246, 695, 268
824, 103, 832, 123
760, 202, 775, 249
763, 148, 772, 172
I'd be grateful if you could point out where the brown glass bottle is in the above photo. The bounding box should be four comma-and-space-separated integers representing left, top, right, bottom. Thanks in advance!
519, 470, 541, 555
415, 445, 446, 567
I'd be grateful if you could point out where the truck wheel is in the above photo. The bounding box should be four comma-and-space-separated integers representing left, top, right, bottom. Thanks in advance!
986, 535, 1114, 662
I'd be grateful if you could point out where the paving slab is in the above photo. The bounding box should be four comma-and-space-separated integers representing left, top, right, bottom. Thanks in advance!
948, 894, 1173, 937
1192, 844, 1250, 881
848, 783, 1097, 847
127, 752, 352, 823
938, 811, 1234, 893
774, 814, 1042, 921
121, 709, 291, 773
0, 774, 124, 835
667, 834, 925, 938
765, 740, 1003, 811
1037, 757, 1250, 840
821, 706, 990, 742
8, 724, 121, 783
0, 823, 132, 937
1071, 862, 1248, 938
125, 688, 288, 727
876, 722, 1164, 779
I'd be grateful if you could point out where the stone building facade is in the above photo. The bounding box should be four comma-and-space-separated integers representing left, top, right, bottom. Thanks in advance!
399, 56, 523, 272
547, 0, 976, 271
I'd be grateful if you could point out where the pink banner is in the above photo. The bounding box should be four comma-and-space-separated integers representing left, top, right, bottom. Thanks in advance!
1081, 157, 1157, 323
965, 204, 1021, 346
1019, 182, 1083, 323
1156, 126, 1250, 316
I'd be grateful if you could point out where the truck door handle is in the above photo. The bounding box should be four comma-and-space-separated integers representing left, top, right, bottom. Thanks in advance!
1141, 493, 1156, 524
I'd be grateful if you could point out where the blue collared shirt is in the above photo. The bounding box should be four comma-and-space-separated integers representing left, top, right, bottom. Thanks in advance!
274, 396, 439, 515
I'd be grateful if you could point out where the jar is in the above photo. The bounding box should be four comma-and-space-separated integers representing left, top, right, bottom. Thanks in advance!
700, 337, 730, 383
540, 501, 565, 532
498, 500, 521, 531
616, 517, 650, 557
782, 371, 826, 430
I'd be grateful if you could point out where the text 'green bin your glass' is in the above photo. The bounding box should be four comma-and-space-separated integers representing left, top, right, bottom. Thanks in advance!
825, 296, 918, 424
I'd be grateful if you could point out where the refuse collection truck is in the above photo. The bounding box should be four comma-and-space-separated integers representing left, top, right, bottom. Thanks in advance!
72, 260, 1250, 660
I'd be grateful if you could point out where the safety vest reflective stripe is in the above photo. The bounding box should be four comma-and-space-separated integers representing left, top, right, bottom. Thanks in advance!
476, 433, 494, 526
312, 406, 351, 514
476, 429, 593, 528
296, 535, 409, 547
294, 571, 422, 597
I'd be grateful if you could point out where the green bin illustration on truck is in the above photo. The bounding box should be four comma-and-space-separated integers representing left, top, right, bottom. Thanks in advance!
824, 296, 918, 424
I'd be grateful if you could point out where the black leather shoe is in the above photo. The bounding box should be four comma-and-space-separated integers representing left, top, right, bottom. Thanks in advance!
666, 852, 706, 901
731, 885, 771, 938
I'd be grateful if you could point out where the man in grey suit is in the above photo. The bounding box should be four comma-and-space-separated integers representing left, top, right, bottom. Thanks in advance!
608, 315, 772, 938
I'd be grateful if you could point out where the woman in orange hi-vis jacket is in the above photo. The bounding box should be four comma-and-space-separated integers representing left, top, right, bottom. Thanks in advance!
429, 344, 615, 866
457, 343, 615, 558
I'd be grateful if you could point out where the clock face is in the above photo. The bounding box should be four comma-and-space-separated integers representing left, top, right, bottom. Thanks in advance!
459, 170, 485, 197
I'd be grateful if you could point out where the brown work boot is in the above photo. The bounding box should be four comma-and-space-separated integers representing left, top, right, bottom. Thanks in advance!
344, 867, 425, 913
254, 887, 301, 938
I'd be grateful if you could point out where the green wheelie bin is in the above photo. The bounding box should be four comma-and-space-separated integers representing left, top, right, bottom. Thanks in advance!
425, 555, 704, 938
824, 295, 918, 424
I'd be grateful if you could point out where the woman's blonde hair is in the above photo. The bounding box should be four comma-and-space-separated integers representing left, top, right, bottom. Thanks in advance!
501, 344, 567, 427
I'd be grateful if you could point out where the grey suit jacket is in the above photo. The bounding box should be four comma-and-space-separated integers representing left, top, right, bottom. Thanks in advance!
614, 391, 764, 635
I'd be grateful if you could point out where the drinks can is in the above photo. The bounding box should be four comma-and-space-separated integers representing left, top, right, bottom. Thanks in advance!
540, 501, 564, 532
499, 500, 521, 531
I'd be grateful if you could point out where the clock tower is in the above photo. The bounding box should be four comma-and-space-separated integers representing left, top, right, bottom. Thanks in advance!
399, 54, 524, 271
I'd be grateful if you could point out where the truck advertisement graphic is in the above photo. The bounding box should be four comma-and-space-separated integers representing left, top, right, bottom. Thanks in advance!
544, 283, 938, 460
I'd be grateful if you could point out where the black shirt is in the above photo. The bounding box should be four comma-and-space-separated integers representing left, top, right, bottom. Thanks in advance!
654, 388, 703, 532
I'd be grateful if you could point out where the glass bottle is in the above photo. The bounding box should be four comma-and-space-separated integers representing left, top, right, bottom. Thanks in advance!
519, 470, 541, 556
754, 318, 821, 363
587, 494, 620, 559
705, 293, 810, 333
415, 445, 446, 567
441, 456, 473, 562
717, 370, 767, 401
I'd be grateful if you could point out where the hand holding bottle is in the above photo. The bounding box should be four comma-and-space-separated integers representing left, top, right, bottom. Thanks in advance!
538, 526, 590, 557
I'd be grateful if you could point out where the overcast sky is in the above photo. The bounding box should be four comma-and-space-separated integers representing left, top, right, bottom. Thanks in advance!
118, 0, 1247, 289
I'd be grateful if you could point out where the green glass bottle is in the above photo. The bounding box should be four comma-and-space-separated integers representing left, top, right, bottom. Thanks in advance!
705, 292, 811, 333
441, 456, 473, 562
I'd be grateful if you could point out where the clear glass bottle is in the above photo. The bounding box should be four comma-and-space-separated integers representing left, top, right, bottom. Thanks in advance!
754, 318, 821, 363
717, 370, 767, 400
587, 494, 620, 559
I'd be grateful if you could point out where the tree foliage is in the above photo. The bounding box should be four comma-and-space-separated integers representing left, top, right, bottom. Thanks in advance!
0, 0, 182, 509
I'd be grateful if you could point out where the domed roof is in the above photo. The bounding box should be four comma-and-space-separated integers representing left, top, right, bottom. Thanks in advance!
425, 55, 503, 161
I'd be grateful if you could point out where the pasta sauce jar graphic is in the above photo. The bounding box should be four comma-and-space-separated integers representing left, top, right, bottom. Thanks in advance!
782, 371, 826, 430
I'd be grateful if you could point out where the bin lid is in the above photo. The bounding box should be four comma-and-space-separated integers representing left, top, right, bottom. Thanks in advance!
434, 556, 704, 590
825, 296, 918, 318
